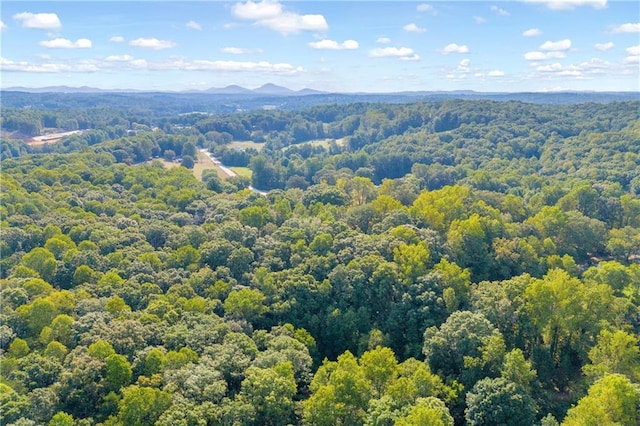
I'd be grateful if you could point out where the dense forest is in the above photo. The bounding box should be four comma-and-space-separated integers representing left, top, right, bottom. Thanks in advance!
1, 95, 639, 425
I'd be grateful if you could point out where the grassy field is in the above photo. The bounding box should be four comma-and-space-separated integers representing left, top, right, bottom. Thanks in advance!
157, 159, 180, 169
192, 151, 227, 181
230, 167, 252, 179
282, 138, 348, 151
229, 141, 265, 151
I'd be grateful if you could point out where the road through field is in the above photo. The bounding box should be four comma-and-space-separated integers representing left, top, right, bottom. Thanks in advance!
199, 149, 267, 195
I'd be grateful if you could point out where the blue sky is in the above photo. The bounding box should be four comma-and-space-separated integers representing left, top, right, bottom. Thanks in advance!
1, 1, 638, 92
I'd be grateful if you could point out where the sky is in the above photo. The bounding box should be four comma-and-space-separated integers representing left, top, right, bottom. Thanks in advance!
1, 1, 639, 93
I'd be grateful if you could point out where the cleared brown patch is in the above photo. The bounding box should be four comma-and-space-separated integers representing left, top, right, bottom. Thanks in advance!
28, 130, 83, 146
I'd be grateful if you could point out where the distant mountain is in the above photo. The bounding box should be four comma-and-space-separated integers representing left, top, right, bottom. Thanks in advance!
197, 84, 327, 96
5, 86, 108, 93
297, 88, 328, 96
204, 85, 254, 95
2, 85, 637, 109
4, 85, 157, 93
253, 83, 295, 95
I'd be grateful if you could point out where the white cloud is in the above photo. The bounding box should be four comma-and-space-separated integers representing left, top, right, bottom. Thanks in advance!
490, 5, 510, 16
370, 47, 419, 61
106, 55, 134, 61
130, 59, 148, 69
488, 70, 505, 76
255, 13, 327, 35
524, 51, 566, 60
12, 12, 61, 30
376, 37, 391, 44
1, 54, 306, 75
524, 0, 607, 10
403, 23, 426, 34
129, 38, 177, 50
186, 21, 202, 30
525, 51, 547, 60
0, 21, 6, 32
154, 59, 304, 74
110, 36, 125, 43
232, 0, 328, 35
612, 23, 640, 34
539, 39, 571, 51
0, 56, 99, 73
534, 58, 614, 78
474, 16, 487, 24
232, 0, 282, 20
441, 43, 470, 54
523, 28, 542, 37
39, 38, 92, 49
626, 45, 640, 57
417, 4, 436, 14
594, 42, 614, 51
309, 39, 358, 50
624, 55, 639, 64
221, 47, 264, 54
537, 63, 570, 72
457, 59, 471, 72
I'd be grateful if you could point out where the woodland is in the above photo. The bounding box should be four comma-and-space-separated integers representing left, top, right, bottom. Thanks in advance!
0, 95, 639, 425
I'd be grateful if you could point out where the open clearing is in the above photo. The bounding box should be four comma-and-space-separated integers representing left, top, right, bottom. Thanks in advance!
158, 159, 180, 169
193, 150, 228, 181
28, 130, 83, 146
230, 167, 252, 179
282, 138, 348, 151
229, 141, 265, 151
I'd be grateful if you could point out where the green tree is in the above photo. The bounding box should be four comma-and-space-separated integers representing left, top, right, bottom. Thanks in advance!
360, 346, 398, 397
227, 247, 255, 280
8, 337, 30, 357
143, 348, 166, 376
446, 214, 492, 281
118, 386, 172, 426
393, 242, 430, 284
44, 341, 68, 361
224, 288, 267, 323
88, 339, 116, 360
181, 155, 195, 169
500, 349, 537, 392
20, 247, 57, 282
524, 268, 622, 385
17, 297, 58, 335
50, 314, 74, 347
395, 397, 454, 426
73, 264, 95, 285
0, 383, 30, 424
49, 411, 74, 426
423, 311, 505, 388
105, 296, 132, 316
606, 227, 640, 262
105, 353, 133, 391
304, 351, 372, 425
23, 278, 53, 298
238, 362, 297, 425
583, 329, 640, 382
562, 374, 639, 426
465, 378, 536, 426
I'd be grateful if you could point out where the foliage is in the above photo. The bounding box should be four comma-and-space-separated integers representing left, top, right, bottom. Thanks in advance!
0, 96, 638, 425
